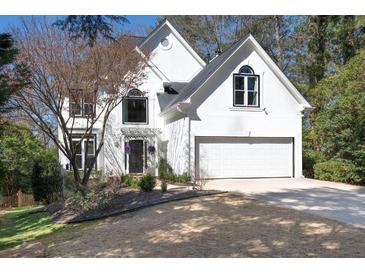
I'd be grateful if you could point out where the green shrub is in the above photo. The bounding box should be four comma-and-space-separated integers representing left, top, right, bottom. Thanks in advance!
122, 174, 140, 189
314, 160, 361, 183
139, 174, 156, 192
161, 181, 167, 193
68, 189, 115, 211
68, 191, 90, 211
160, 171, 191, 184
178, 173, 191, 183
64, 171, 76, 191
0, 124, 45, 196
158, 158, 173, 175
31, 150, 63, 204
303, 149, 326, 178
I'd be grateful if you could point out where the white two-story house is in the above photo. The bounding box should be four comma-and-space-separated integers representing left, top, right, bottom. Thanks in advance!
58, 19, 311, 181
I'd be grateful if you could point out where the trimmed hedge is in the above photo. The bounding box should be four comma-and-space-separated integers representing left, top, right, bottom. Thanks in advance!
314, 160, 361, 183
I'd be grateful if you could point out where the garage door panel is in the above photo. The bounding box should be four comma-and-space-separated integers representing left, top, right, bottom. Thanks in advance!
196, 137, 293, 179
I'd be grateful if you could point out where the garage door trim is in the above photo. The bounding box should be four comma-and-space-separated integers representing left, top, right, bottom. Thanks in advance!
195, 136, 295, 180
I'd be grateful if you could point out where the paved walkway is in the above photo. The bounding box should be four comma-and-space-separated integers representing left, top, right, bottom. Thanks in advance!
204, 178, 365, 228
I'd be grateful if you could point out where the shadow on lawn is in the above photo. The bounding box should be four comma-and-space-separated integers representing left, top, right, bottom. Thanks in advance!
47, 193, 365, 258
0, 208, 62, 250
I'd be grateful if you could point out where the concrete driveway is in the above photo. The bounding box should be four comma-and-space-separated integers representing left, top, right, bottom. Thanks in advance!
204, 178, 365, 228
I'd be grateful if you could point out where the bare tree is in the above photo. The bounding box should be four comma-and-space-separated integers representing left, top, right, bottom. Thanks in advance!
11, 18, 148, 195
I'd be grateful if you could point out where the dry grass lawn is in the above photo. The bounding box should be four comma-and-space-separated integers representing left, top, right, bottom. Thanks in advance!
44, 193, 365, 257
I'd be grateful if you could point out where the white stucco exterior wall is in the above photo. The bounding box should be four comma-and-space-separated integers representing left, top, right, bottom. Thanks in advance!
142, 24, 205, 82
186, 44, 304, 179
163, 116, 190, 175
58, 21, 308, 181
58, 21, 205, 176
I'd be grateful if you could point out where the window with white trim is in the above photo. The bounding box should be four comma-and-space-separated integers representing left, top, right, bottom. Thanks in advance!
233, 66, 259, 107
71, 135, 96, 170
69, 89, 96, 117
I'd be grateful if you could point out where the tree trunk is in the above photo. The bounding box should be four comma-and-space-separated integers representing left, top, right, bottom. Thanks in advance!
274, 16, 284, 70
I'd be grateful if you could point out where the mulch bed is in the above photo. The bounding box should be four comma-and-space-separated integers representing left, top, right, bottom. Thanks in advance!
46, 187, 225, 224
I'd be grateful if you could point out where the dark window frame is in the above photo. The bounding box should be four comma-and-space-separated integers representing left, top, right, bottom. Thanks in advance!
70, 134, 97, 171
239, 65, 255, 74
69, 90, 96, 118
122, 96, 149, 125
233, 72, 260, 108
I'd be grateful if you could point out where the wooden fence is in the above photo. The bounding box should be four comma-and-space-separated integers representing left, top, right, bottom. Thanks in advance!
0, 190, 35, 208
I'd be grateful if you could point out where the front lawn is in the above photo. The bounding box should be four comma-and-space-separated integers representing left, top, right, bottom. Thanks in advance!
0, 206, 63, 250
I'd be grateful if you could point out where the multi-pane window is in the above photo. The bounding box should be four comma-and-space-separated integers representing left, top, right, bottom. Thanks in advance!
71, 135, 96, 170
123, 89, 148, 124
233, 66, 259, 107
69, 90, 96, 117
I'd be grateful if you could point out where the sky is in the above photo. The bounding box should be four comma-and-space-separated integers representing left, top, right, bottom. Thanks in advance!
0, 15, 158, 35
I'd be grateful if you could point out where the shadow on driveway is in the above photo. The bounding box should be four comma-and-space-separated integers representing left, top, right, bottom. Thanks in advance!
46, 193, 365, 258
250, 186, 365, 228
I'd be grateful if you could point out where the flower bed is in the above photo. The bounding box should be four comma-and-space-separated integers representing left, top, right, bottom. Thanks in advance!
47, 187, 224, 224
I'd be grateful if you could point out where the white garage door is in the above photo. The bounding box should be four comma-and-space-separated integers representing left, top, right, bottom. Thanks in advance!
196, 137, 293, 179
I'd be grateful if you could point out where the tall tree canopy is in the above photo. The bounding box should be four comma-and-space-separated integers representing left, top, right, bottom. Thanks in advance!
165, 16, 302, 74
11, 18, 148, 195
0, 33, 28, 113
310, 50, 365, 182
54, 15, 129, 46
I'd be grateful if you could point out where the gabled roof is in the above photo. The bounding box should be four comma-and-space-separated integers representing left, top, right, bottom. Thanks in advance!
162, 35, 249, 111
161, 34, 312, 114
139, 19, 206, 68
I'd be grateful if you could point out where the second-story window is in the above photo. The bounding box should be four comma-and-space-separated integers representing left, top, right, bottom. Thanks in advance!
233, 65, 260, 107
69, 89, 96, 117
123, 89, 148, 124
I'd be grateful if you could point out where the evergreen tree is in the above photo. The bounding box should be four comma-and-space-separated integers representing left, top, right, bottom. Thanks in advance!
54, 15, 129, 46
0, 33, 28, 112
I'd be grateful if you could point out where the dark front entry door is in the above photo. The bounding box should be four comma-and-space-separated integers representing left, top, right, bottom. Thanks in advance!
129, 140, 143, 173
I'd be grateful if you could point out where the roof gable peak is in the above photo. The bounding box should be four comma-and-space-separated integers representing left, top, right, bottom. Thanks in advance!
139, 19, 206, 68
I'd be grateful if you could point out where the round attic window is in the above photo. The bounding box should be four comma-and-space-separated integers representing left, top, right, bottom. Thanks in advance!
160, 38, 172, 50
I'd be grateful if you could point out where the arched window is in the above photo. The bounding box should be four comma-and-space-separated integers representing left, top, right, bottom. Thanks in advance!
127, 89, 144, 97
239, 65, 254, 74
123, 89, 148, 124
233, 66, 260, 107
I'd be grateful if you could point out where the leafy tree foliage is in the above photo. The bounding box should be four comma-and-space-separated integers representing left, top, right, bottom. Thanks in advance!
0, 123, 62, 199
311, 50, 365, 182
165, 16, 300, 74
54, 16, 129, 46
0, 124, 43, 196
31, 149, 62, 204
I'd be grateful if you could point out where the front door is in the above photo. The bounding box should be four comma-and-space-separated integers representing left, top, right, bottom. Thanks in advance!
129, 140, 144, 173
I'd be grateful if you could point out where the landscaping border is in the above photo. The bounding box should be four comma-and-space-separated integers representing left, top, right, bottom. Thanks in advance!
66, 190, 226, 224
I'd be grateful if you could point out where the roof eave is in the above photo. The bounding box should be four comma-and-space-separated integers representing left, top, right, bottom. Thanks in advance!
160, 101, 191, 117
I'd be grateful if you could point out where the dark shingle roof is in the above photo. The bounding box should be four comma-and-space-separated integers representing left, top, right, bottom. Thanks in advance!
163, 34, 250, 111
